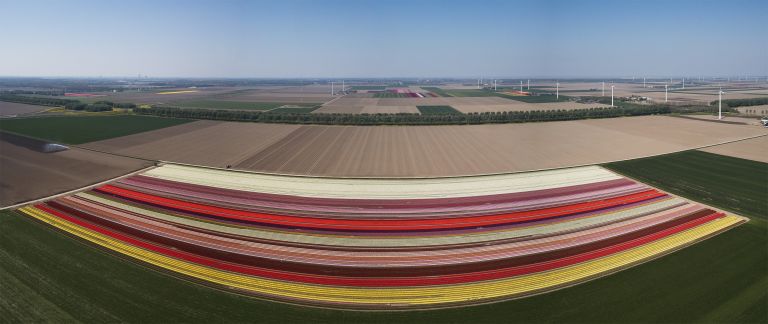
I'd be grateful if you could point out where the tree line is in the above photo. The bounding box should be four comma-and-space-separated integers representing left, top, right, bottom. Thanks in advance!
134, 105, 671, 126
0, 94, 136, 112
0, 94, 79, 106
713, 97, 768, 108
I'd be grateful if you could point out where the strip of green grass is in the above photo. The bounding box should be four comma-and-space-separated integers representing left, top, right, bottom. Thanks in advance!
604, 150, 767, 220
416, 105, 461, 115
171, 100, 320, 111
0, 115, 192, 144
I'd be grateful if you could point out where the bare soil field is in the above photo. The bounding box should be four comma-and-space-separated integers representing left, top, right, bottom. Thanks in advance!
84, 87, 248, 104
217, 85, 335, 103
0, 102, 49, 116
681, 114, 764, 126
83, 120, 301, 168
313, 96, 609, 114
698, 136, 768, 163
451, 101, 611, 113
736, 105, 768, 116
360, 106, 420, 114
81, 116, 767, 177
0, 132, 150, 206
312, 105, 366, 114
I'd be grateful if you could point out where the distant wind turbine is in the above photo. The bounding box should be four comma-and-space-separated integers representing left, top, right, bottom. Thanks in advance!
718, 87, 725, 120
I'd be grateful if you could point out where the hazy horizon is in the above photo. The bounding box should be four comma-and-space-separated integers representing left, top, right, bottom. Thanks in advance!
2, 0, 766, 78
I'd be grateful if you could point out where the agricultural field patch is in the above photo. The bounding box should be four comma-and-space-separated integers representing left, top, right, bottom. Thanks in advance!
0, 115, 192, 144
169, 100, 319, 111
605, 150, 767, 220
15, 163, 748, 309
0, 132, 150, 206
78, 116, 767, 177
0, 101, 50, 116
699, 136, 768, 163
267, 106, 320, 113
349, 85, 388, 90
502, 94, 570, 103
416, 105, 460, 115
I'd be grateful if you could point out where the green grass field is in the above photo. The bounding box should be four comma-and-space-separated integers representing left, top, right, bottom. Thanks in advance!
1, 150, 764, 323
416, 105, 461, 115
171, 100, 320, 111
604, 150, 767, 220
0, 115, 192, 144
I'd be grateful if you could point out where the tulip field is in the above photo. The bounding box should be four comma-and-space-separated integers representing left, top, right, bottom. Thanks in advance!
15, 163, 745, 309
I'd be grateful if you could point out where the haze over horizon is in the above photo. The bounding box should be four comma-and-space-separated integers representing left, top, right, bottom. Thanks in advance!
1, 0, 766, 78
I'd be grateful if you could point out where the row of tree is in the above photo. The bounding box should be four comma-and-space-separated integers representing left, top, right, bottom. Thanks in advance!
64, 100, 135, 112
134, 105, 671, 125
714, 97, 768, 108
0, 94, 137, 112
0, 94, 79, 106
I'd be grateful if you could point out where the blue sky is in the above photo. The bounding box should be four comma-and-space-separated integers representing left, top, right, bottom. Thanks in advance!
0, 0, 765, 78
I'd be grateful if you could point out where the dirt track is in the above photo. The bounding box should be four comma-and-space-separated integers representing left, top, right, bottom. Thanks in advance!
81, 116, 767, 177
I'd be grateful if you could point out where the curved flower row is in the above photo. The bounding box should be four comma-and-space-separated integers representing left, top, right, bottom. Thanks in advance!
17, 164, 745, 309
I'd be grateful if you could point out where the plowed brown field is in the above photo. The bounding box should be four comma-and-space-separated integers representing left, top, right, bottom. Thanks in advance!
82, 116, 767, 177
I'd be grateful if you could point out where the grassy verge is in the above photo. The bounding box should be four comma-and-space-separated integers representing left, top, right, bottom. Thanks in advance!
0, 115, 192, 144
416, 105, 461, 115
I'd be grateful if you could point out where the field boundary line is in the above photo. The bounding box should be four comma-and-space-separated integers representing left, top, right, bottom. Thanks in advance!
0, 165, 157, 211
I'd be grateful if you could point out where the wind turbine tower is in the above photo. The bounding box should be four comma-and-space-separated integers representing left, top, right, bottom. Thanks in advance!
527, 79, 530, 90
718, 87, 724, 120
556, 82, 559, 99
602, 81, 605, 96
643, 77, 646, 88
611, 85, 615, 106
520, 80, 523, 92
665, 84, 668, 102
331, 81, 334, 95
